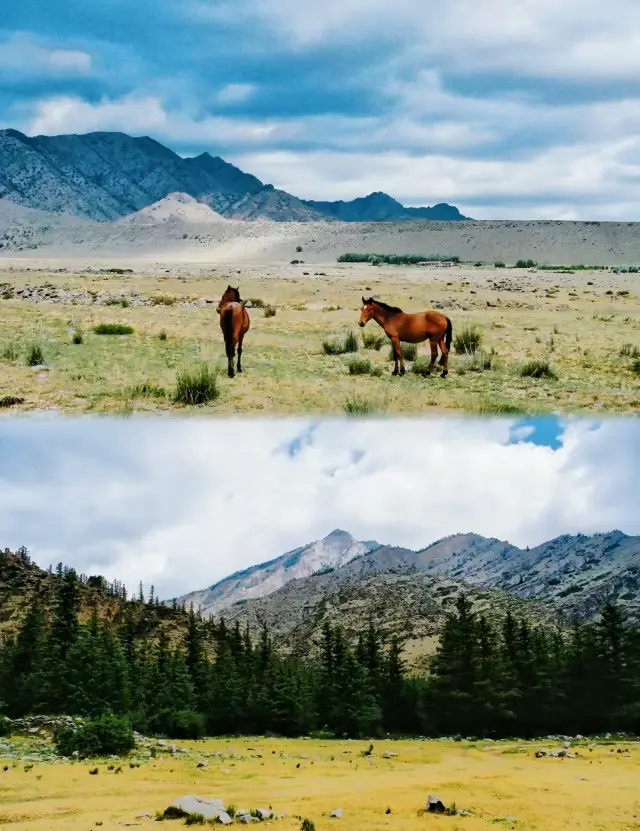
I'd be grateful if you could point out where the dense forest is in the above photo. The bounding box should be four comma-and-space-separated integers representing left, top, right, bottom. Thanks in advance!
1, 561, 639, 739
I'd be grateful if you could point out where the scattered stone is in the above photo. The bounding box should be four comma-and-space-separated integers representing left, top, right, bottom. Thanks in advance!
330, 808, 343, 818
256, 808, 272, 819
427, 795, 447, 814
169, 796, 224, 820
196, 760, 208, 768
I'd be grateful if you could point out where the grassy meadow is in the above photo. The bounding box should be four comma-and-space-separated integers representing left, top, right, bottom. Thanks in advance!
1, 262, 640, 415
1, 735, 639, 831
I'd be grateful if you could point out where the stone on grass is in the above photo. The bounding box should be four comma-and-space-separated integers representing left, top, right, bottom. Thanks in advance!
170, 795, 225, 820
330, 808, 343, 818
427, 794, 447, 814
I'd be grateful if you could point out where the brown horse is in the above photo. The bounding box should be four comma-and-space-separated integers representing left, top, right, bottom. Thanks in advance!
217, 285, 250, 378
359, 297, 452, 377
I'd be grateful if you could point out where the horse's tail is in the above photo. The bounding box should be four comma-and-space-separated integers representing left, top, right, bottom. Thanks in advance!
220, 304, 236, 351
445, 316, 453, 350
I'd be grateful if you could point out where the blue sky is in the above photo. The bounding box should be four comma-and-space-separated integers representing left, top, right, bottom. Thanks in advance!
1, 415, 639, 599
2, 0, 640, 219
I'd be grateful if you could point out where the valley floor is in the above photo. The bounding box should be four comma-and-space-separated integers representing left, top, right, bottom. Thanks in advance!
0, 735, 637, 830
1, 259, 640, 415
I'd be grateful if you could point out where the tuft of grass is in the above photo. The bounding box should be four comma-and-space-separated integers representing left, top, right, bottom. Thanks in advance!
25, 343, 44, 366
263, 305, 277, 318
184, 814, 206, 826
301, 820, 316, 831
158, 329, 168, 341
387, 343, 418, 361
71, 330, 84, 344
173, 364, 220, 406
463, 349, 494, 372
471, 398, 526, 415
347, 356, 373, 375
362, 331, 386, 350
515, 259, 537, 268
343, 394, 381, 415
1, 342, 19, 362
344, 331, 359, 353
128, 382, 166, 399
323, 332, 359, 355
151, 295, 176, 306
632, 359, 640, 375
93, 323, 134, 335
518, 359, 558, 380
0, 395, 25, 408
411, 357, 432, 377
454, 325, 483, 354
620, 343, 640, 358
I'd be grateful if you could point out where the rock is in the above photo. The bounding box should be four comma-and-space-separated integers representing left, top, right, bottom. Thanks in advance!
383, 751, 398, 758
535, 750, 548, 758
330, 808, 343, 818
196, 760, 208, 768
217, 811, 232, 824
457, 809, 473, 816
427, 795, 447, 814
169, 796, 224, 820
256, 808, 272, 819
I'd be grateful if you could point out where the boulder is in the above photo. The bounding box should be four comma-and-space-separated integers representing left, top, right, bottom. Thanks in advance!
427, 795, 447, 814
330, 808, 343, 818
169, 796, 225, 820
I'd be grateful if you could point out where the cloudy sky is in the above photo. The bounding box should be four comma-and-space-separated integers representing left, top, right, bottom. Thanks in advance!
1, 415, 639, 600
2, 1, 640, 219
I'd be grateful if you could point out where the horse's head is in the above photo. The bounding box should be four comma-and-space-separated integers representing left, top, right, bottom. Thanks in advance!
359, 296, 375, 327
217, 285, 241, 313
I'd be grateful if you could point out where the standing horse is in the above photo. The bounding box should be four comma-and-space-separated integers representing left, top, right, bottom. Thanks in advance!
217, 285, 250, 378
358, 297, 452, 377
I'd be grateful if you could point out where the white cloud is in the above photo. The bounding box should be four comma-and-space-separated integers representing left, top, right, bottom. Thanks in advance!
0, 416, 638, 601
0, 33, 92, 76
217, 84, 256, 104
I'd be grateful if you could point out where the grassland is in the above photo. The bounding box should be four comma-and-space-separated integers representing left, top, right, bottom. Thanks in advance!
1, 260, 640, 415
1, 734, 639, 830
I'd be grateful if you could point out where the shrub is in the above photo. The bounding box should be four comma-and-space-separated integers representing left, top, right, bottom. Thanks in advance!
343, 394, 380, 415
515, 259, 537, 268
0, 715, 10, 736
494, 261, 505, 268
518, 359, 558, 379
347, 356, 373, 375
26, 343, 44, 366
1, 342, 19, 362
453, 325, 483, 354
337, 252, 459, 265
632, 359, 640, 375
174, 364, 219, 406
93, 323, 134, 335
464, 349, 494, 372
323, 332, 358, 355
620, 343, 640, 358
263, 305, 277, 318
128, 382, 166, 399
344, 331, 359, 353
411, 358, 432, 377
387, 343, 418, 361
54, 714, 135, 758
0, 395, 25, 408
72, 330, 84, 344
301, 820, 316, 831
158, 329, 168, 341
147, 710, 205, 740
362, 331, 385, 350
247, 297, 265, 308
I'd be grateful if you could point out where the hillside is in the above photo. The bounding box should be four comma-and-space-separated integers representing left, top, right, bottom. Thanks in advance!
0, 128, 467, 223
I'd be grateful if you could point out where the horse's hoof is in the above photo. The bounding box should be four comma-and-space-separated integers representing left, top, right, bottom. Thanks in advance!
228, 371, 235, 379
441, 371, 448, 378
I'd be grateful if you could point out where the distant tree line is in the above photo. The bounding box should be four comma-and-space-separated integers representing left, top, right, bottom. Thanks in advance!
1, 563, 639, 739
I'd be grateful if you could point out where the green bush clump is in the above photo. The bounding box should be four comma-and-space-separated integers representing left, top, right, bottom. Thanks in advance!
54, 714, 135, 758
337, 252, 459, 265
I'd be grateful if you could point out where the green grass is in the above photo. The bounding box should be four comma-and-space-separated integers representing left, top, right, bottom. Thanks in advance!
462, 349, 494, 372
93, 323, 134, 335
620, 343, 640, 358
453, 325, 483, 355
173, 364, 219, 406
343, 394, 382, 415
518, 359, 558, 380
322, 331, 359, 355
25, 343, 44, 366
411, 358, 433, 377
0, 342, 19, 362
347, 356, 374, 375
387, 343, 418, 361
71, 330, 84, 344
0, 395, 25, 408
128, 382, 167, 399
362, 331, 386, 350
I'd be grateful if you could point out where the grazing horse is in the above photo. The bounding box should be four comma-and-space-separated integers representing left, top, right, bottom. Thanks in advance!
358, 297, 452, 377
217, 285, 250, 378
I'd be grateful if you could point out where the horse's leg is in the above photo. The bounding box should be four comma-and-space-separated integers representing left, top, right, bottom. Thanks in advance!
427, 339, 438, 373
390, 336, 401, 376
225, 335, 235, 378
237, 330, 244, 373
438, 337, 449, 378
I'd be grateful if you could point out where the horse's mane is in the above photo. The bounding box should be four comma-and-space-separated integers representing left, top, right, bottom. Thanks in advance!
222, 286, 241, 302
368, 297, 403, 314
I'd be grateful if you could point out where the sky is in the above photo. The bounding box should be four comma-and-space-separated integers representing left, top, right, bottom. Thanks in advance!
1, 1, 640, 219
1, 414, 639, 600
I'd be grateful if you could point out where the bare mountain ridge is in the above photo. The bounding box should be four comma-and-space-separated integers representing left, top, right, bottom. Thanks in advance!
0, 128, 466, 223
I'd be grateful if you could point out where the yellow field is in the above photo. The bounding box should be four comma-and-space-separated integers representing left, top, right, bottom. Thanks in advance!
1, 262, 640, 415
1, 736, 639, 830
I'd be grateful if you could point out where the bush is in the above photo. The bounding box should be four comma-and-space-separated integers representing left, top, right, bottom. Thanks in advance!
453, 325, 483, 354
263, 305, 277, 318
174, 364, 219, 405
518, 359, 558, 379
323, 332, 359, 355
343, 394, 380, 415
347, 356, 373, 375
463, 349, 494, 372
71, 330, 84, 344
344, 331, 359, 353
337, 252, 459, 265
494, 261, 505, 268
147, 710, 205, 740
26, 343, 44, 366
388, 343, 418, 361
0, 715, 10, 736
93, 323, 134, 335
515, 259, 537, 268
54, 714, 135, 758
411, 358, 432, 377
362, 331, 385, 350
620, 343, 640, 358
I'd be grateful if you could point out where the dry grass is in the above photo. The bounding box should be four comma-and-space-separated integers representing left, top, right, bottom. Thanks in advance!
0, 262, 639, 414
0, 736, 638, 830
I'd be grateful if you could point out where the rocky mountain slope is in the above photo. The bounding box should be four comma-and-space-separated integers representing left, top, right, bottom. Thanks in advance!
178, 529, 380, 617
0, 128, 466, 223
176, 530, 640, 666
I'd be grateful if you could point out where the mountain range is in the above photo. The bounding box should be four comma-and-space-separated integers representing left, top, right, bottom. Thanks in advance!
173, 528, 640, 666
0, 128, 469, 223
